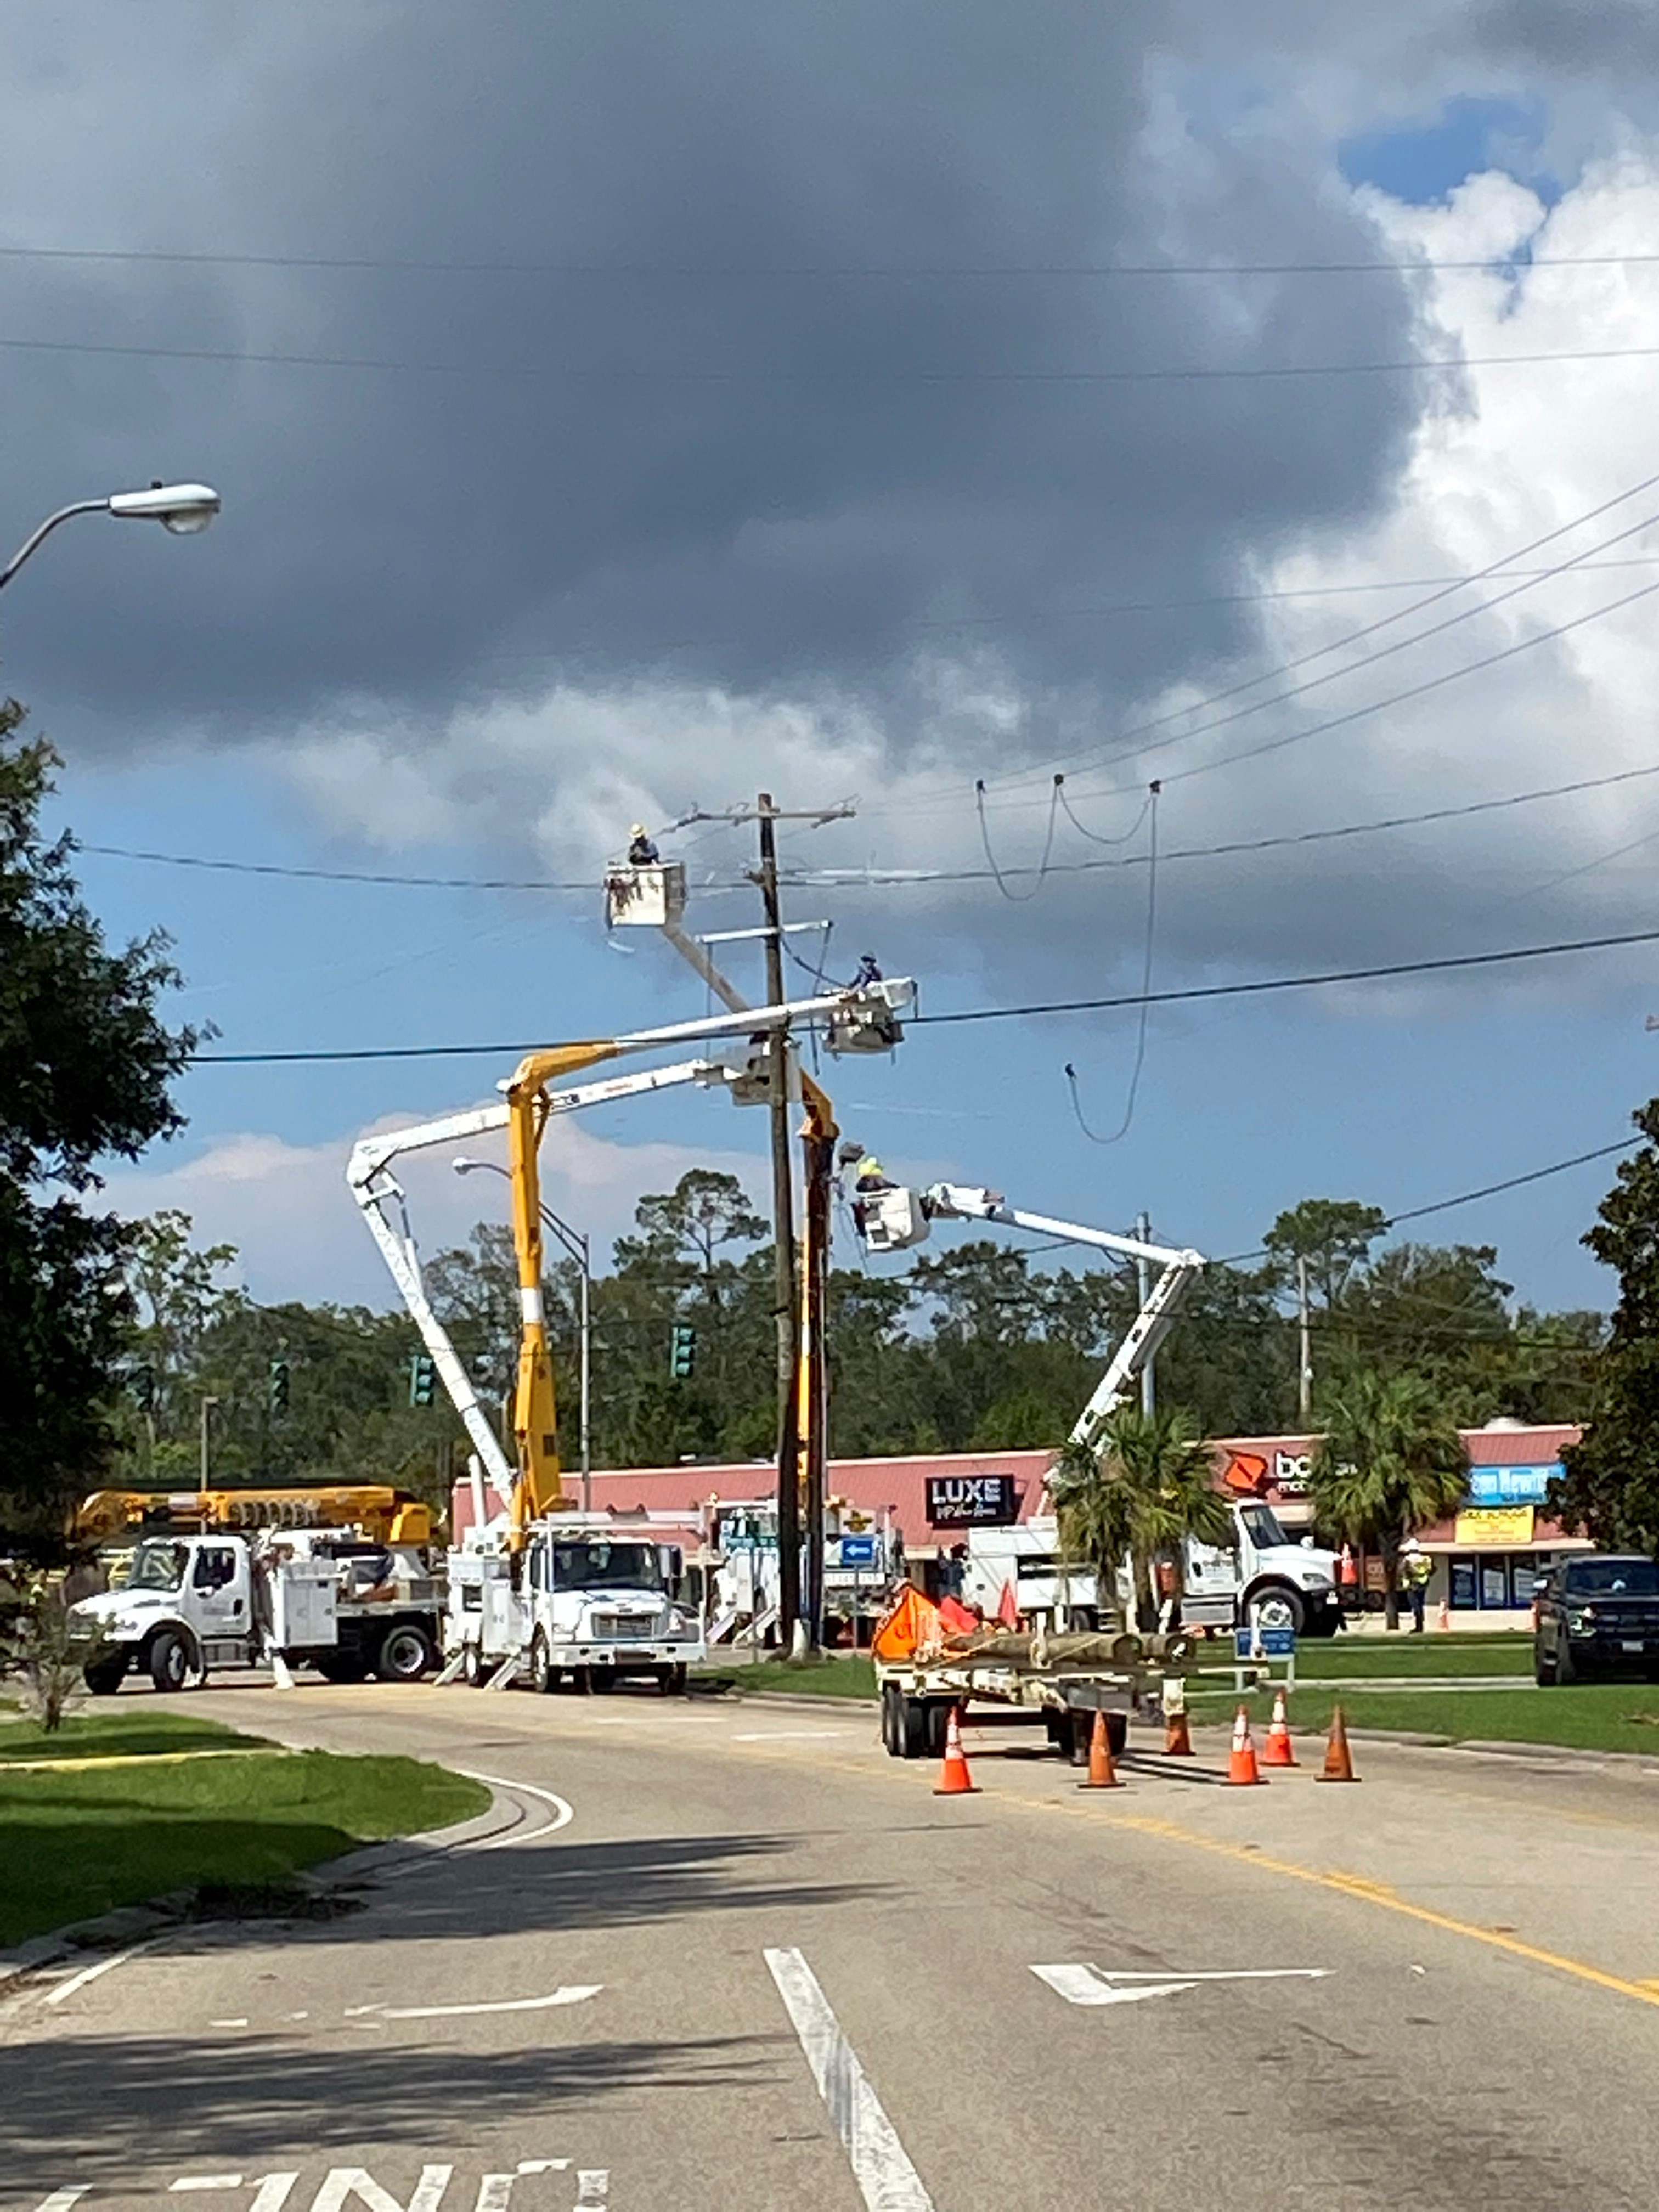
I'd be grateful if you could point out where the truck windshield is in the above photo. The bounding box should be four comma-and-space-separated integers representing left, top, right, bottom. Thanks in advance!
1236, 1503, 1289, 1550
552, 1541, 663, 1592
128, 1541, 188, 1593
1565, 1559, 1659, 1596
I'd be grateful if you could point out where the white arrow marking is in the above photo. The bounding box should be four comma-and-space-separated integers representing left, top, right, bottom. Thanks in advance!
346, 1986, 602, 2021
1032, 1963, 1330, 2007
43, 1935, 165, 2006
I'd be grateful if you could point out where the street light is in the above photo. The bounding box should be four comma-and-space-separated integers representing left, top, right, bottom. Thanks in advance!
453, 1155, 592, 1513
0, 481, 222, 591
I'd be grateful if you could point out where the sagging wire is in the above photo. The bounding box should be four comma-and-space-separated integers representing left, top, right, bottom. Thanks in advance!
975, 772, 1061, 901
1057, 776, 1154, 849
1065, 782, 1161, 1145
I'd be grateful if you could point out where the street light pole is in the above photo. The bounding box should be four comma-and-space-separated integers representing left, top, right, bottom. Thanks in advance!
0, 482, 221, 592
453, 1158, 592, 1512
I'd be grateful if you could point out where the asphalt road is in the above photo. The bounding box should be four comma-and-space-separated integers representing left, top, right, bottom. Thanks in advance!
7, 1682, 1659, 2212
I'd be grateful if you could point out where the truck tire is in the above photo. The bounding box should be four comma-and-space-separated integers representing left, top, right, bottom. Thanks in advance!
1245, 1583, 1305, 1635
880, 1684, 902, 1756
657, 1663, 689, 1696
530, 1631, 555, 1695
375, 1623, 435, 1684
83, 1655, 128, 1697
148, 1628, 199, 1694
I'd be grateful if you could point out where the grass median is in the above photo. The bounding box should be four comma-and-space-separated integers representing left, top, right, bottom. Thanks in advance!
1186, 1678, 1659, 1758
699, 1655, 877, 1699
0, 1707, 488, 1948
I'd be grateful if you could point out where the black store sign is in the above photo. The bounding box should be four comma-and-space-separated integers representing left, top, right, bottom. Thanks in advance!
927, 1474, 1018, 1527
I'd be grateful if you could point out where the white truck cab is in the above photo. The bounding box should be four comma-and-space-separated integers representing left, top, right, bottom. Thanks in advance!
964, 1502, 1341, 1637
447, 1523, 705, 1692
67, 1530, 443, 1692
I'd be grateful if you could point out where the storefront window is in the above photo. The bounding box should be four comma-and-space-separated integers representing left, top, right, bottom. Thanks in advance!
1479, 1561, 1509, 1609
1509, 1556, 1544, 1609
1449, 1559, 1477, 1610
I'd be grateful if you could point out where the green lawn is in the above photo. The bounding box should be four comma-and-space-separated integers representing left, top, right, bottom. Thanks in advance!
702, 1655, 878, 1699
1257, 1634, 1533, 1680
1185, 1679, 1659, 1759
0, 1713, 488, 1947
0, 1708, 268, 1764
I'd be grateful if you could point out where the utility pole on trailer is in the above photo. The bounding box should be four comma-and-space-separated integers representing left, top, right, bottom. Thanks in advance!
1135, 1211, 1155, 1417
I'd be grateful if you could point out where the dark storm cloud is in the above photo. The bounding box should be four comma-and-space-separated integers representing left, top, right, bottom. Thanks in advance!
1471, 1, 1659, 75
0, 0, 1430, 759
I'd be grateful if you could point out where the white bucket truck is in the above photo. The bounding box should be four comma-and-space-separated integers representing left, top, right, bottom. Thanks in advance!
447, 1518, 704, 1692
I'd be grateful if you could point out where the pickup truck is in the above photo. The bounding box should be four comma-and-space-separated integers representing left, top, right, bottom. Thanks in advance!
1534, 1553, 1659, 1683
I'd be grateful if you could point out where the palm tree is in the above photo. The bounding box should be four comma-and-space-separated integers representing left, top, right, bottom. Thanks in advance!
1311, 1371, 1467, 1629
1050, 1404, 1233, 1629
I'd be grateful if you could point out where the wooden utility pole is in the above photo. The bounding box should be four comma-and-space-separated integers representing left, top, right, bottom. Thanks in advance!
1297, 1255, 1312, 1425
755, 793, 802, 1651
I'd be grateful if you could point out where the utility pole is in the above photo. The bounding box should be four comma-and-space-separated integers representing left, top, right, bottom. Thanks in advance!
199, 1395, 219, 1493
1297, 1255, 1312, 1425
1135, 1211, 1155, 1417
756, 793, 803, 1655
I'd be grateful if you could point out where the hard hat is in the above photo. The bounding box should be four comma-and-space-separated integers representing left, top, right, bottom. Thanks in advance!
630, 822, 647, 837
1401, 1537, 1423, 1555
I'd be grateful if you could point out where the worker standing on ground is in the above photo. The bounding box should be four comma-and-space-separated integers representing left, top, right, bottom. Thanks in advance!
1401, 1538, 1433, 1633
628, 822, 660, 865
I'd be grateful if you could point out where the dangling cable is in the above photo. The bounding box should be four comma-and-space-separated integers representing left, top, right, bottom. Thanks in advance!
1065, 782, 1161, 1144
975, 775, 1061, 901
1057, 775, 1154, 849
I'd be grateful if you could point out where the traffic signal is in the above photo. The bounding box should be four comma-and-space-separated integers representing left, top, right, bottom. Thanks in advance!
669, 1322, 697, 1380
409, 1353, 437, 1407
267, 1358, 291, 1417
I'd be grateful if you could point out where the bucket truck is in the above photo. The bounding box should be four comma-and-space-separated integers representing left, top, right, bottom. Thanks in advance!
855, 1178, 1339, 1755
65, 1487, 444, 1694
348, 972, 913, 1690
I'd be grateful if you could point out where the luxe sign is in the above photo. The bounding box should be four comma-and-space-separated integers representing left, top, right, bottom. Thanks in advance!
926, 1474, 1018, 1527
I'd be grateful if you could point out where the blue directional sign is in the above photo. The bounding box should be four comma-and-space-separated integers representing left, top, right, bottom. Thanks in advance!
839, 1533, 878, 1567
1234, 1627, 1297, 1658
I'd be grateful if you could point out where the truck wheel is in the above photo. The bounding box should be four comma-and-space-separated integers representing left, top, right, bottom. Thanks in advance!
657, 1663, 689, 1696
1246, 1584, 1305, 1635
376, 1623, 435, 1684
83, 1655, 128, 1696
880, 1684, 902, 1756
530, 1631, 555, 1695
148, 1629, 199, 1694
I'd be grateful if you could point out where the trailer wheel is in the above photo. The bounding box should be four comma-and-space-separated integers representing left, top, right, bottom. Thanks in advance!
900, 1695, 930, 1760
376, 1623, 435, 1684
924, 1701, 952, 1758
879, 1684, 902, 1756
83, 1655, 128, 1696
148, 1629, 199, 1694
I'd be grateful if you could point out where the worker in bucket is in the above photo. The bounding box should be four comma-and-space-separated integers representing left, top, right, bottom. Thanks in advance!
850, 951, 883, 989
627, 822, 660, 866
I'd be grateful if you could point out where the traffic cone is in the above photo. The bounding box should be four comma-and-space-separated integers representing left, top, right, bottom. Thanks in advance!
1316, 1703, 1361, 1782
1164, 1707, 1194, 1756
1262, 1685, 1297, 1767
1077, 1707, 1124, 1790
933, 1703, 980, 1796
1226, 1703, 1265, 1786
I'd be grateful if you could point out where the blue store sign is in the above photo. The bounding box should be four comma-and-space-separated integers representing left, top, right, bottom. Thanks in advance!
1466, 1463, 1561, 1506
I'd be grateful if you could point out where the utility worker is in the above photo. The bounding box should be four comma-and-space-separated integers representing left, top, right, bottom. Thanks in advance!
852, 1153, 892, 1193
851, 951, 883, 988
627, 822, 659, 866
1400, 1537, 1434, 1633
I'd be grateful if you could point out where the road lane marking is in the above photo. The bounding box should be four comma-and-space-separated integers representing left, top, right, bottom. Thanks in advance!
208, 2017, 250, 2028
1104, 1809, 1659, 2015
573, 2176, 608, 2212
455, 1773, 575, 1849
1032, 1963, 1331, 2007
348, 1987, 602, 2021
765, 1947, 935, 2212
172, 2181, 245, 2193
32, 2191, 90, 2212
311, 2168, 453, 2212
733, 1729, 848, 1742
43, 1935, 165, 2006
513, 2165, 569, 2177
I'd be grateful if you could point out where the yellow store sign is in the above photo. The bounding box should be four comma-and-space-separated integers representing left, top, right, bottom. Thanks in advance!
1453, 1506, 1535, 1545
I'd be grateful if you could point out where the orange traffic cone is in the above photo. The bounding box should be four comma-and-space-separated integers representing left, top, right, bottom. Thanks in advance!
1226, 1702, 1265, 1786
1262, 1685, 1297, 1767
1164, 1706, 1194, 1757
1316, 1702, 1361, 1782
1077, 1707, 1124, 1790
933, 1703, 980, 1796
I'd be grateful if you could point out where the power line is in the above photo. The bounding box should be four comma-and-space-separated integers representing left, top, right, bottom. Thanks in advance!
1065, 788, 1161, 1143
4, 244, 1657, 278
973, 470, 1659, 797
7, 332, 1659, 386
190, 920, 1659, 1063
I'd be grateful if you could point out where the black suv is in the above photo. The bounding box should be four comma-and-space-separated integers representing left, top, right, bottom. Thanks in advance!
1534, 1554, 1659, 1684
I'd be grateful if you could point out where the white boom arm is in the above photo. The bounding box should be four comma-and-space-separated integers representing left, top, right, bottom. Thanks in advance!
874, 1181, 1205, 1448
347, 1058, 749, 1495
